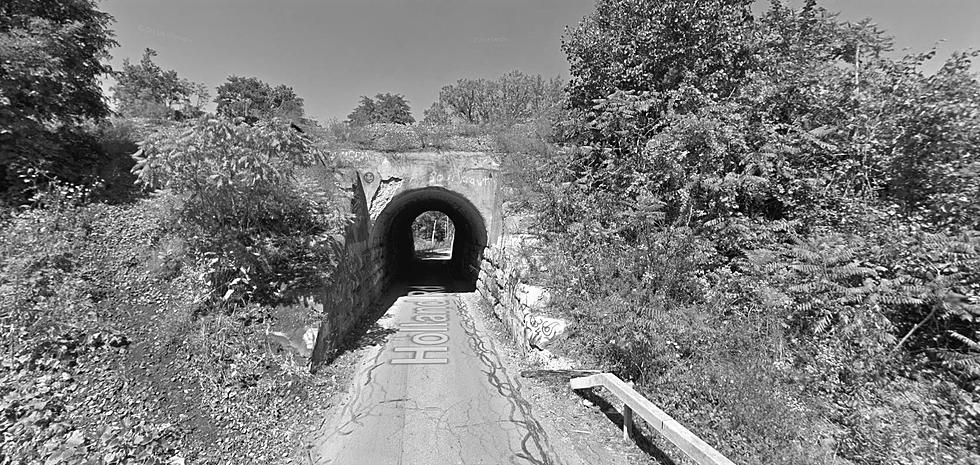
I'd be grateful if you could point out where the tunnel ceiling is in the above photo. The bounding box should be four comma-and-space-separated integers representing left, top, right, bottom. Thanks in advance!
373, 187, 487, 247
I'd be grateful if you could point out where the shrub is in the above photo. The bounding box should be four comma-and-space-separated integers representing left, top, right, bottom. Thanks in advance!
133, 117, 346, 303
0, 121, 145, 206
500, 2, 980, 461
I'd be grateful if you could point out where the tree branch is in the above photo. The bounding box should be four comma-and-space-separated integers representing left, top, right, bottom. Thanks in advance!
891, 304, 939, 356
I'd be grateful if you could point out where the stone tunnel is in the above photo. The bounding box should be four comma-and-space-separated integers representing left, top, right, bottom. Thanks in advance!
358, 151, 501, 288
309, 151, 502, 365
372, 186, 488, 284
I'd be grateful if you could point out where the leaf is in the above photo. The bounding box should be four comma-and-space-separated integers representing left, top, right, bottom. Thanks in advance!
65, 429, 84, 447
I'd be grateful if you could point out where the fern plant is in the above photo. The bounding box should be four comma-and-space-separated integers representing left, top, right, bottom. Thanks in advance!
940, 331, 980, 379
749, 234, 887, 341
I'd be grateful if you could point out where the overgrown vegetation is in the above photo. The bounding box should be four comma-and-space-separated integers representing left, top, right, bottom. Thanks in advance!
133, 117, 347, 304
1, 115, 353, 462
4, 0, 978, 462
423, 71, 565, 128
0, 0, 118, 201
0, 184, 352, 463
214, 76, 305, 123
111, 48, 210, 121
1, 2, 354, 461
346, 93, 415, 126
503, 1, 980, 463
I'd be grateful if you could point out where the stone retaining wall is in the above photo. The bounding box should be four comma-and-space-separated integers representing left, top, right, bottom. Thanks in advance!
308, 176, 388, 369
474, 230, 568, 352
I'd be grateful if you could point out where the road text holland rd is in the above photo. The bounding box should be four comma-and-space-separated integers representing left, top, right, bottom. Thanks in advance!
391, 286, 451, 365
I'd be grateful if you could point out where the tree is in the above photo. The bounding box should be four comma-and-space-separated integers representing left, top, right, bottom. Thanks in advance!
214, 76, 305, 122
111, 48, 209, 119
537, 1, 980, 462
1, 0, 117, 197
0, 0, 116, 127
437, 78, 493, 124
346, 96, 377, 126
431, 72, 564, 125
411, 211, 454, 246
346, 93, 415, 126
563, 0, 756, 113
374, 93, 415, 125
132, 117, 335, 302
422, 102, 451, 125
494, 71, 564, 124
267, 84, 304, 122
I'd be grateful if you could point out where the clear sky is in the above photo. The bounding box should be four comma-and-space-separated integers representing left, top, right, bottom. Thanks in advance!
100, 0, 980, 122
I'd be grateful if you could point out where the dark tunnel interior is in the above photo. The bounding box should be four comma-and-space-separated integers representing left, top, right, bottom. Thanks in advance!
371, 187, 488, 291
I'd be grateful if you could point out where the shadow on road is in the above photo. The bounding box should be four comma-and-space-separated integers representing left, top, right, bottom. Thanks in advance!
574, 388, 678, 465
337, 257, 474, 354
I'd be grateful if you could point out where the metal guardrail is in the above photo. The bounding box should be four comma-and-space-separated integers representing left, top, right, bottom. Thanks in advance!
570, 373, 735, 465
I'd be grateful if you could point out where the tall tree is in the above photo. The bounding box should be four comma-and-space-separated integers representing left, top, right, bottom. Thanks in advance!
0, 0, 116, 127
112, 48, 209, 119
541, 2, 980, 462
437, 78, 494, 124
431, 72, 564, 125
268, 84, 304, 122
373, 93, 415, 125
422, 102, 451, 125
346, 96, 377, 126
346, 93, 415, 126
214, 76, 304, 122
0, 0, 117, 196
563, 0, 757, 112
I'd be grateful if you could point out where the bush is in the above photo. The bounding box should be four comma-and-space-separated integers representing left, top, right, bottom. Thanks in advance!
0, 183, 348, 463
133, 117, 347, 304
517, 1, 980, 461
0, 120, 144, 206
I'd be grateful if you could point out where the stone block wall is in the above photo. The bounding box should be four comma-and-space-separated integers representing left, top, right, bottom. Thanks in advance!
308, 176, 387, 369
475, 230, 568, 353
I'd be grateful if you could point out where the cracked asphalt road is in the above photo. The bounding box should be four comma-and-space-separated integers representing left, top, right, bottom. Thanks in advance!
309, 281, 579, 465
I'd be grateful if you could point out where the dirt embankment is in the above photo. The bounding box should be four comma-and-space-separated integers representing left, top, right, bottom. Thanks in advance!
1, 195, 356, 464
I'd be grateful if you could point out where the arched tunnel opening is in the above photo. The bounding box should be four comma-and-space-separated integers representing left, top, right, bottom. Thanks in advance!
372, 187, 487, 291
411, 211, 455, 260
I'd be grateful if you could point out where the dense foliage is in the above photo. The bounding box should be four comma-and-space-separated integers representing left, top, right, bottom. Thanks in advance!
509, 0, 980, 463
0, 0, 118, 200
133, 118, 345, 304
0, 177, 353, 464
111, 48, 209, 120
346, 93, 415, 126
0, 0, 115, 126
424, 71, 564, 127
214, 76, 305, 123
2, 2, 361, 463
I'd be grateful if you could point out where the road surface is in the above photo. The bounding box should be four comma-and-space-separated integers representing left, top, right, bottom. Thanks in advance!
309, 282, 581, 465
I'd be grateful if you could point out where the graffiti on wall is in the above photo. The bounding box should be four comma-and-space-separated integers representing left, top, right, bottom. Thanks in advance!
425, 171, 495, 188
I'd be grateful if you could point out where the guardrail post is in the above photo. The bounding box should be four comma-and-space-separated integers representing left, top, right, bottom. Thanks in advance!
622, 404, 635, 440
570, 373, 736, 465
